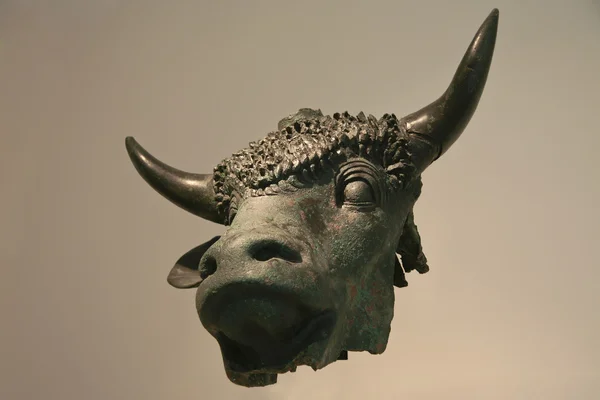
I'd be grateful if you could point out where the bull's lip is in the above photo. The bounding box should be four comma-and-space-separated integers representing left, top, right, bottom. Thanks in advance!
198, 281, 336, 376
216, 310, 336, 374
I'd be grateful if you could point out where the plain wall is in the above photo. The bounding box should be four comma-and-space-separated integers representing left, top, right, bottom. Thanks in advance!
1, 1, 599, 399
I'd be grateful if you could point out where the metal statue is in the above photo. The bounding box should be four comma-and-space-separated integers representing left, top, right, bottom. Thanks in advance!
125, 9, 499, 387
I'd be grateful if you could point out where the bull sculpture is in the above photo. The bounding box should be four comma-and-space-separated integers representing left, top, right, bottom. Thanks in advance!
125, 9, 499, 387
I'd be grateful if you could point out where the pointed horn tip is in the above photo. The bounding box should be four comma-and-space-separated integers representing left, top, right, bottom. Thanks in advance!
124, 136, 153, 174
124, 136, 148, 163
482, 8, 500, 31
125, 136, 138, 152
467, 8, 499, 60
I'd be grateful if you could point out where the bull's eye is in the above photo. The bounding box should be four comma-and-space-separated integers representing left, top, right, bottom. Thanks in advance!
336, 160, 384, 210
342, 179, 376, 205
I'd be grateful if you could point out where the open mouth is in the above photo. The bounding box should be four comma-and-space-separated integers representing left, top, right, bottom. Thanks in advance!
216, 310, 336, 374
197, 280, 338, 382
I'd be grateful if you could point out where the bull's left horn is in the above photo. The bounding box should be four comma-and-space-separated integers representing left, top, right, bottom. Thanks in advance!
401, 8, 499, 174
125, 137, 223, 224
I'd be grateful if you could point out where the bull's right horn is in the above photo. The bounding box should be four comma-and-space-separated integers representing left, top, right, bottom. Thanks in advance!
400, 9, 499, 174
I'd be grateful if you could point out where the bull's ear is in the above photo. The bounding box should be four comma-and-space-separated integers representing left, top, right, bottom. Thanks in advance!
394, 211, 429, 287
167, 236, 220, 289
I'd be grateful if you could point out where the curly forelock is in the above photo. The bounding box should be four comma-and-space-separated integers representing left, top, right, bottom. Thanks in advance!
212, 109, 419, 220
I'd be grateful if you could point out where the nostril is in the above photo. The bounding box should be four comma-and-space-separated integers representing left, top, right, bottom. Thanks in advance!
250, 240, 303, 263
200, 255, 218, 279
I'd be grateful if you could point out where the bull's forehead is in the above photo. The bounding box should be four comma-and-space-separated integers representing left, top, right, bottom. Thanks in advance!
229, 179, 338, 236
224, 165, 406, 255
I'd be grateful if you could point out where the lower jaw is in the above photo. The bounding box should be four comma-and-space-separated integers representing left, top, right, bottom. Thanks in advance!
217, 310, 337, 376
224, 369, 279, 387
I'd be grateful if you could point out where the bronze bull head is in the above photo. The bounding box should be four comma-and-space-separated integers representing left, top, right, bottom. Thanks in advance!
125, 9, 499, 387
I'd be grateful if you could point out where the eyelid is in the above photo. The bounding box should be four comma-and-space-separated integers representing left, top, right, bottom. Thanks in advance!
344, 174, 379, 203
345, 172, 377, 185
336, 163, 383, 207
337, 160, 382, 181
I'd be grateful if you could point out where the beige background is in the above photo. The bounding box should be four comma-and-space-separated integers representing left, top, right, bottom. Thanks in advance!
1, 0, 599, 399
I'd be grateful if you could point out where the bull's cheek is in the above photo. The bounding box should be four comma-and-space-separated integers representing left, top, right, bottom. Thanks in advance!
326, 211, 396, 347
342, 266, 395, 353
330, 211, 391, 272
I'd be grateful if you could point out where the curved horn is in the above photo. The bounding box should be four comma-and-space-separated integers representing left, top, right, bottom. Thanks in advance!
125, 137, 223, 224
401, 9, 499, 173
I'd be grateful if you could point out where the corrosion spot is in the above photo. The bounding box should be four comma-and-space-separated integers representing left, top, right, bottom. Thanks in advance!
350, 285, 358, 300
299, 210, 306, 221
